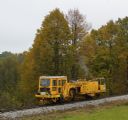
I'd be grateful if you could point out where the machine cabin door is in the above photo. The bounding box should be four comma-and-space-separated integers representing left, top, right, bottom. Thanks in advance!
51, 79, 67, 95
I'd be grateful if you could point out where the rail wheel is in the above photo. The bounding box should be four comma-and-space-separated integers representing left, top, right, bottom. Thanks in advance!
95, 93, 100, 99
39, 99, 49, 105
52, 98, 58, 103
85, 94, 93, 100
58, 96, 64, 103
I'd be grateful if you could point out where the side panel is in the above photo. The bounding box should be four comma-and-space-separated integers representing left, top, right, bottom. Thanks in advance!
80, 81, 99, 94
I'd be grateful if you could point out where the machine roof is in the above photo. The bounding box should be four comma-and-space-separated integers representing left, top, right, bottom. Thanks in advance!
39, 76, 67, 79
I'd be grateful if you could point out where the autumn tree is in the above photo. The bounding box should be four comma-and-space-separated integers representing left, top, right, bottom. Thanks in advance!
19, 9, 71, 104
41, 8, 71, 75
66, 9, 90, 80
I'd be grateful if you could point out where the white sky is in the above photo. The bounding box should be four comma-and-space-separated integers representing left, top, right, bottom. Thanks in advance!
0, 0, 128, 53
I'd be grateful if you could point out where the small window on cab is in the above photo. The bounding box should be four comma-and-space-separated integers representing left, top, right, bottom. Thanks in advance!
52, 80, 57, 86
58, 80, 61, 86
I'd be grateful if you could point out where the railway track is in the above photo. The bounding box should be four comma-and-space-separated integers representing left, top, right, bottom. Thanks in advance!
1, 94, 128, 119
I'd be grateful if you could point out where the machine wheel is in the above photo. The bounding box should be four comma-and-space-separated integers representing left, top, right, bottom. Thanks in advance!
39, 99, 49, 105
85, 94, 93, 100
58, 97, 64, 103
69, 89, 76, 101
95, 93, 100, 99
52, 98, 58, 103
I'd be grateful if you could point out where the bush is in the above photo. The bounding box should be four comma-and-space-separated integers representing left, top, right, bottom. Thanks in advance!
0, 92, 22, 111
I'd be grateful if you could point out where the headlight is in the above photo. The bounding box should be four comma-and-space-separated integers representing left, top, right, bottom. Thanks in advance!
40, 92, 46, 95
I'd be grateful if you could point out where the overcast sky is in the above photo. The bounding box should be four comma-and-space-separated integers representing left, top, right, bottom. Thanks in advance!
0, 0, 127, 53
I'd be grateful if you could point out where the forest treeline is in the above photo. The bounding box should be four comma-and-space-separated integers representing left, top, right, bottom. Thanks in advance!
0, 8, 128, 110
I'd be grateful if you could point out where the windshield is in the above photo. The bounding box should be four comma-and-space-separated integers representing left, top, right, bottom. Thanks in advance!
40, 79, 50, 87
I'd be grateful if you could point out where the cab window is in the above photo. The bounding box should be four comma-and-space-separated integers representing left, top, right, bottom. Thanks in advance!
52, 80, 57, 86
58, 80, 61, 86
40, 79, 50, 87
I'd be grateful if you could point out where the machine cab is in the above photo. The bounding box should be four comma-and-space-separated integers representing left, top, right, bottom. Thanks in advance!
38, 76, 67, 96
96, 77, 106, 92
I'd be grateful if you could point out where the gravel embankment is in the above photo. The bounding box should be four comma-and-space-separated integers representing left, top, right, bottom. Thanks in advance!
1, 95, 128, 119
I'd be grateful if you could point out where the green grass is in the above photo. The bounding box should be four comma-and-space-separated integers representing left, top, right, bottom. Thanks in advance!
60, 106, 128, 120
22, 102, 128, 120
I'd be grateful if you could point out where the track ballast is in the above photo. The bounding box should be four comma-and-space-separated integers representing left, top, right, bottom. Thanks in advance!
1, 94, 128, 119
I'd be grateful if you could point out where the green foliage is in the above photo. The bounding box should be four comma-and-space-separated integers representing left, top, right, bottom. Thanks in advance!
0, 52, 25, 110
0, 52, 20, 92
0, 92, 22, 110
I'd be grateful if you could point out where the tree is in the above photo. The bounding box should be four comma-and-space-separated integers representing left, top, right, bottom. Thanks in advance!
41, 8, 71, 75
19, 9, 71, 104
66, 9, 90, 80
0, 52, 20, 92
114, 17, 128, 93
0, 52, 23, 109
